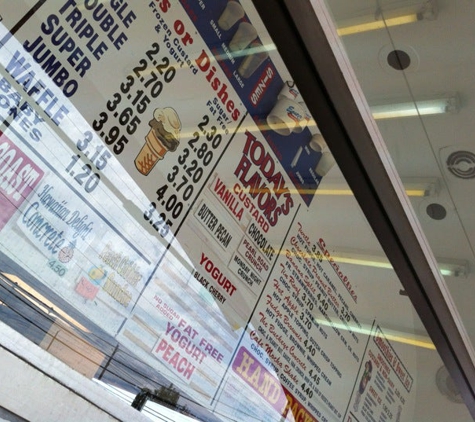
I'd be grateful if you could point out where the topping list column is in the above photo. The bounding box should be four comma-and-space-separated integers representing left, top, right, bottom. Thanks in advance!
224, 219, 369, 422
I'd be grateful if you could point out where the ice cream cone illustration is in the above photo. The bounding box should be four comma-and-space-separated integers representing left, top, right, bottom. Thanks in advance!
135, 107, 182, 175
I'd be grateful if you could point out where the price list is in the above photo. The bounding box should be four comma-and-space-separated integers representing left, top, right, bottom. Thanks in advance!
81, 16, 241, 243
144, 113, 226, 238
246, 221, 367, 422
92, 42, 174, 150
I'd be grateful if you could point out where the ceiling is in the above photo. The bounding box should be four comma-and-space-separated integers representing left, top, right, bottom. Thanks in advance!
256, 0, 475, 419
324, 0, 475, 415
324, 0, 475, 349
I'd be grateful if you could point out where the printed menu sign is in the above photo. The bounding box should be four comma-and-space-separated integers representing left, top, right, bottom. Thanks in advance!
0, 131, 44, 231
212, 219, 365, 421
345, 325, 413, 422
0, 1, 416, 421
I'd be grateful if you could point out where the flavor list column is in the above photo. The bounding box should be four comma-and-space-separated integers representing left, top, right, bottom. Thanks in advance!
177, 122, 298, 327
311, 234, 363, 367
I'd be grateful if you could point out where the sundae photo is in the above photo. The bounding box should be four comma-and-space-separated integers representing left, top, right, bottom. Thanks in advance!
353, 360, 373, 412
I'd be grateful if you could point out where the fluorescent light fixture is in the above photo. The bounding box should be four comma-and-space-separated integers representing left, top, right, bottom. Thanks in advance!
315, 178, 439, 197
314, 187, 428, 197
215, 42, 276, 60
371, 96, 459, 119
438, 262, 469, 278
221, 178, 439, 197
278, 248, 468, 277
312, 317, 435, 350
398, 178, 440, 197
337, 14, 419, 36
336, 0, 438, 36
324, 250, 468, 278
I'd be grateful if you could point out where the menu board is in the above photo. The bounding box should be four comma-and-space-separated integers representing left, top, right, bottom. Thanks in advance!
0, 1, 416, 421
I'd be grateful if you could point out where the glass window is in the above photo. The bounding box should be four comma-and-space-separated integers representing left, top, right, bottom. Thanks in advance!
0, 1, 472, 421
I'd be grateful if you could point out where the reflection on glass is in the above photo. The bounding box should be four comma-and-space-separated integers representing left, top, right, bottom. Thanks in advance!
335, 0, 438, 36
0, 0, 471, 421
